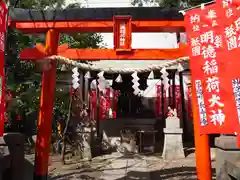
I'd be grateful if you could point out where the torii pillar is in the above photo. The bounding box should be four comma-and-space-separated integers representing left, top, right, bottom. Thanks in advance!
34, 29, 59, 180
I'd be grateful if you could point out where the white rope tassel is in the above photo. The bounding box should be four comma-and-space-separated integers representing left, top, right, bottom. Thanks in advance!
115, 74, 123, 83
41, 55, 189, 74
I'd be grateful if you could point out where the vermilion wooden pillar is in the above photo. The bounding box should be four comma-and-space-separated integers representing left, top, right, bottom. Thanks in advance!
34, 29, 59, 180
0, 1, 8, 136
191, 84, 212, 180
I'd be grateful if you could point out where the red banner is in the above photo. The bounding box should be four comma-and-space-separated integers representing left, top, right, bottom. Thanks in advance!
0, 2, 7, 136
215, 0, 240, 134
163, 89, 167, 115
90, 90, 96, 120
155, 85, 182, 118
99, 95, 104, 120
90, 90, 106, 120
90, 89, 119, 120
105, 88, 111, 118
185, 3, 239, 134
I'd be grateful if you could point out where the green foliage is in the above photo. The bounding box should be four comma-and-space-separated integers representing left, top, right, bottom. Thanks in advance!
5, 0, 103, 133
11, 0, 65, 9
131, 0, 213, 8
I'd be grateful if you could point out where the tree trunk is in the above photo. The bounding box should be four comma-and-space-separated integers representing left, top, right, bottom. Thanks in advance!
61, 94, 73, 164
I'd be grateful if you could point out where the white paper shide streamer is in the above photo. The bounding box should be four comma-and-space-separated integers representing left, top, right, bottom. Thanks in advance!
97, 71, 106, 93
131, 72, 141, 95
160, 67, 169, 91
84, 71, 91, 79
72, 67, 80, 89
148, 71, 154, 79
106, 80, 113, 87
177, 63, 184, 72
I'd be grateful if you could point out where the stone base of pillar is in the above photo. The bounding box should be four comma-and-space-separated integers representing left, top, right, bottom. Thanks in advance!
162, 116, 185, 160
162, 128, 185, 160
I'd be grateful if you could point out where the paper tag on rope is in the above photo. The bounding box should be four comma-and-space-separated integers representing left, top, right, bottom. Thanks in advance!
177, 63, 184, 72
148, 71, 154, 79
115, 74, 123, 83
97, 76, 106, 93
98, 71, 104, 78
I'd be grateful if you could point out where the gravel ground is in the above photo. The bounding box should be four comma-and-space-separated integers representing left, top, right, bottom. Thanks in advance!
25, 151, 216, 180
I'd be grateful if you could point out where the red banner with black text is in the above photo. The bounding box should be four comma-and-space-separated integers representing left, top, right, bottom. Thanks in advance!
185, 3, 240, 134
215, 0, 240, 135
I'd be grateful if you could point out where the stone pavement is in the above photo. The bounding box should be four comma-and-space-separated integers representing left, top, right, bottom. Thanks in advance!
25, 151, 216, 180
96, 153, 194, 180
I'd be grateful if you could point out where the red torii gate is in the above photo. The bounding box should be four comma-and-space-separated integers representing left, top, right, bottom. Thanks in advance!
8, 6, 211, 180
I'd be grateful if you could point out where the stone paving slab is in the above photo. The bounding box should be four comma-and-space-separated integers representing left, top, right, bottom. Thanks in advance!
98, 153, 197, 180
24, 152, 216, 180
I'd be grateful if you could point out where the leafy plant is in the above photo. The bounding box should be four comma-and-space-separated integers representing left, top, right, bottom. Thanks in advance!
5, 0, 103, 134
131, 0, 213, 8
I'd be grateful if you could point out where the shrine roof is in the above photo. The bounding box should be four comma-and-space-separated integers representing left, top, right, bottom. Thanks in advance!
9, 7, 183, 22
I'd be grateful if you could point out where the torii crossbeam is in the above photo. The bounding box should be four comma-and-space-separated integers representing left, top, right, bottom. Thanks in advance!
8, 6, 212, 180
